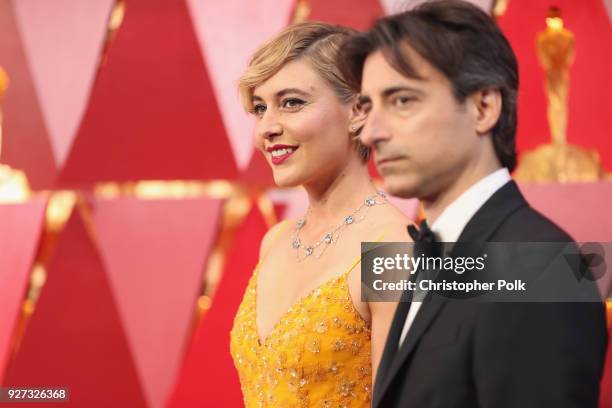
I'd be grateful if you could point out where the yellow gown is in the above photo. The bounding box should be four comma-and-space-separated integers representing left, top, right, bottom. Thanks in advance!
230, 222, 375, 407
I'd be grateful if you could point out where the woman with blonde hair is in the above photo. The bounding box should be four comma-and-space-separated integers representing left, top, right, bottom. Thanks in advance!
230, 22, 409, 407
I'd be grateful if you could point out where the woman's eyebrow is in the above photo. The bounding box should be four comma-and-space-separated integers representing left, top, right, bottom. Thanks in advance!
252, 87, 313, 104
276, 88, 312, 98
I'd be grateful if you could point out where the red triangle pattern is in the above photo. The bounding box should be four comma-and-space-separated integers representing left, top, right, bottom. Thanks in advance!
241, 150, 275, 186
59, 0, 238, 187
168, 205, 269, 407
307, 0, 384, 30
3, 209, 147, 407
602, 327, 612, 407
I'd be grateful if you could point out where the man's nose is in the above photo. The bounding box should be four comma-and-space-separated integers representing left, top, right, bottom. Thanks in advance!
359, 108, 391, 148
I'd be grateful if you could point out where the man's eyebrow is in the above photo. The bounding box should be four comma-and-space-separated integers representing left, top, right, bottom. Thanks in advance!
357, 94, 371, 105
381, 85, 425, 97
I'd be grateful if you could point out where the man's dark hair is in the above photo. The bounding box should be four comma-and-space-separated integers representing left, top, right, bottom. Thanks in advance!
340, 0, 519, 171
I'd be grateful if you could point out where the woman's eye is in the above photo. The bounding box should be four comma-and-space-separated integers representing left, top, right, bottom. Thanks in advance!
281, 98, 305, 109
252, 104, 266, 116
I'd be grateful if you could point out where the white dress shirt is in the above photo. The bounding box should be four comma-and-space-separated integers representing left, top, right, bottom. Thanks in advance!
398, 168, 512, 346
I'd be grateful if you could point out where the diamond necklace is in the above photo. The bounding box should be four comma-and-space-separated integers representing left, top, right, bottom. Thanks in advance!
292, 190, 387, 262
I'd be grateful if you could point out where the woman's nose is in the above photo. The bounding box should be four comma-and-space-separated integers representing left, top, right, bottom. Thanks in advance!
256, 112, 283, 141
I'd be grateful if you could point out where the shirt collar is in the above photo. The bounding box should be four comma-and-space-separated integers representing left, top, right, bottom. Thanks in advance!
429, 168, 512, 242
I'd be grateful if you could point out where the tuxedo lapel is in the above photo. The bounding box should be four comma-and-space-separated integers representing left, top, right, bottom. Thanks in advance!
372, 277, 414, 405
454, 180, 527, 243
373, 180, 528, 407
374, 293, 447, 407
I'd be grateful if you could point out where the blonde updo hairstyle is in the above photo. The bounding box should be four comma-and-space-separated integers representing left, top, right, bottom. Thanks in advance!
238, 22, 370, 163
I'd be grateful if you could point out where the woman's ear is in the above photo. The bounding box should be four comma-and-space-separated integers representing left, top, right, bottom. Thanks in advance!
471, 88, 502, 136
348, 95, 368, 134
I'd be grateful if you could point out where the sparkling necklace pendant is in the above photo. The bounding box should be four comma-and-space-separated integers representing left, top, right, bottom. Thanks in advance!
292, 237, 301, 248
292, 191, 386, 260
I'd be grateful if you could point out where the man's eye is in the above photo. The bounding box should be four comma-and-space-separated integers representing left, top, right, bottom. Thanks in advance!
281, 98, 305, 109
252, 104, 266, 116
391, 95, 414, 108
357, 101, 371, 114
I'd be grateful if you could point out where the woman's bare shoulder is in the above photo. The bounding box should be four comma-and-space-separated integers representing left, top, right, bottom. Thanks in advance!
259, 218, 294, 259
365, 203, 414, 242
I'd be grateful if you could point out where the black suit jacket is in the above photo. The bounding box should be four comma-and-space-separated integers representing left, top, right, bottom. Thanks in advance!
372, 181, 608, 408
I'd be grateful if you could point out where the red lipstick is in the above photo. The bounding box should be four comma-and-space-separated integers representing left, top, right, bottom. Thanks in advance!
266, 144, 298, 165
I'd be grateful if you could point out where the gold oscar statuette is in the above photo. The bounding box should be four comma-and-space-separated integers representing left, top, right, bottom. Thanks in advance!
492, 0, 510, 19
515, 6, 607, 182
292, 0, 311, 24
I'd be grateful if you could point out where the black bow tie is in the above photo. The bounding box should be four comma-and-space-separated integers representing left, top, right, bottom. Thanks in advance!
407, 220, 437, 243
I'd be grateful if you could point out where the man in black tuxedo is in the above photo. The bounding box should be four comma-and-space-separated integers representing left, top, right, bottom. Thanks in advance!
340, 1, 608, 407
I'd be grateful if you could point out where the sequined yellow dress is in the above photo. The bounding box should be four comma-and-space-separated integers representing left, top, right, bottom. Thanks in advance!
230, 224, 374, 407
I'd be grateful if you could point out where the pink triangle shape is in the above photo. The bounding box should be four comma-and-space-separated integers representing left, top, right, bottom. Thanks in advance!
0, 198, 47, 384
13, 0, 115, 168
91, 197, 222, 408
186, 0, 296, 170
0, 1, 57, 189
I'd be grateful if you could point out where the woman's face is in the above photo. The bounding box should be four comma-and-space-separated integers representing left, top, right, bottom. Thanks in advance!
251, 59, 356, 188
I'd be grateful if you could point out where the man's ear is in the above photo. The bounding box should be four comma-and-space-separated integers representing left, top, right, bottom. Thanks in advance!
348, 95, 368, 133
471, 88, 502, 136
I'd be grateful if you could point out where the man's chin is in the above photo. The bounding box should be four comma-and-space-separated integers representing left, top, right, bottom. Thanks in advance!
382, 176, 419, 199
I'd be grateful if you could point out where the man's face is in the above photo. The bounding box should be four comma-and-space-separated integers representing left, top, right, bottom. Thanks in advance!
359, 49, 479, 200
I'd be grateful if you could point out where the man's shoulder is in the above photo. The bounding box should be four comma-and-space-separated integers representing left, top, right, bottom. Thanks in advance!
457, 180, 573, 243
493, 204, 574, 242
